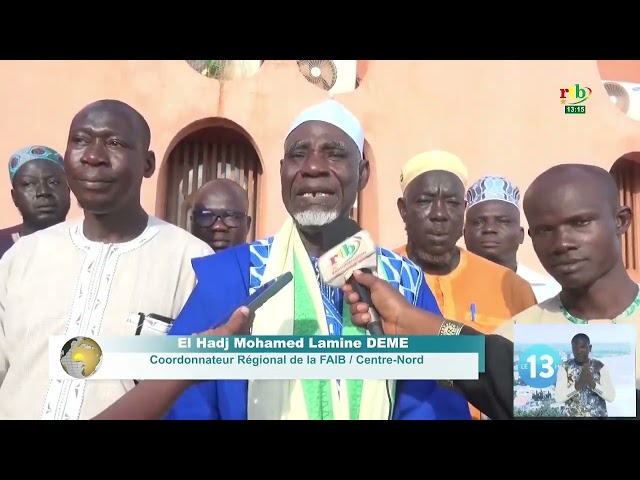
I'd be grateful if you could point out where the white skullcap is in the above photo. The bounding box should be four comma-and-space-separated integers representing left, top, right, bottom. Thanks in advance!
286, 100, 364, 158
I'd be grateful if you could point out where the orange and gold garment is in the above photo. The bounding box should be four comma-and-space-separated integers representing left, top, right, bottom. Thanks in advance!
395, 245, 538, 419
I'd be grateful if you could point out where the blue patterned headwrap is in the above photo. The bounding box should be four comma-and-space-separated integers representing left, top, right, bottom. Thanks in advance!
8, 145, 64, 182
466, 175, 520, 211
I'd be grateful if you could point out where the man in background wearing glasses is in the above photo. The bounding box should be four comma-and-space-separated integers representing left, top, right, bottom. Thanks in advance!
190, 178, 251, 251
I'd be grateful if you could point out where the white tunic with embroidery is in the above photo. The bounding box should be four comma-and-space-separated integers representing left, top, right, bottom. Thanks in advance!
0, 217, 213, 420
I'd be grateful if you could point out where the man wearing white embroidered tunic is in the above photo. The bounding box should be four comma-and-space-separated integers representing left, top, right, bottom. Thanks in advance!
0, 99, 213, 420
165, 100, 471, 420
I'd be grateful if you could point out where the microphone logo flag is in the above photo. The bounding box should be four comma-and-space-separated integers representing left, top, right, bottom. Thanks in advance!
319, 231, 377, 287
328, 237, 361, 266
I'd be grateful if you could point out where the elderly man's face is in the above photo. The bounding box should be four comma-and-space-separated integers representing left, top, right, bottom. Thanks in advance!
397, 170, 465, 267
280, 120, 369, 228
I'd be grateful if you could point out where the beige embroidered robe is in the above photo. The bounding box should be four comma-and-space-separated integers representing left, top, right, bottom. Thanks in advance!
0, 217, 213, 419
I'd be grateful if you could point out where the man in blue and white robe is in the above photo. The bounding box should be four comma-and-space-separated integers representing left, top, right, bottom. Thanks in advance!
165, 100, 470, 420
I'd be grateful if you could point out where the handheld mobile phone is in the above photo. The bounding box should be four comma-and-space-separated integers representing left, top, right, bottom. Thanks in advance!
244, 272, 293, 315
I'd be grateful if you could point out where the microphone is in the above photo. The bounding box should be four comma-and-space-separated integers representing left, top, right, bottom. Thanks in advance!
318, 216, 385, 335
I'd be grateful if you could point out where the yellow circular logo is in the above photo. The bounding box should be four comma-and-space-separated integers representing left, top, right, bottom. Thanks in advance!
60, 336, 103, 379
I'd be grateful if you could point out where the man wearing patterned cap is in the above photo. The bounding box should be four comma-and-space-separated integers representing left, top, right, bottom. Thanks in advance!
395, 151, 537, 419
166, 100, 471, 420
0, 145, 70, 258
464, 175, 561, 302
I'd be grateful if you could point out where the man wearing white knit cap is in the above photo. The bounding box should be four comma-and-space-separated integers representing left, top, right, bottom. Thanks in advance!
282, 99, 365, 227
165, 100, 472, 421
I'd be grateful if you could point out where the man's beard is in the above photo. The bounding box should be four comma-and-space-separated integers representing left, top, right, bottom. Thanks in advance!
293, 209, 340, 227
412, 246, 456, 268
406, 222, 458, 269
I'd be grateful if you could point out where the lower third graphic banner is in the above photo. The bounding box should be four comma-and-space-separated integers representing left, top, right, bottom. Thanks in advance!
49, 335, 485, 381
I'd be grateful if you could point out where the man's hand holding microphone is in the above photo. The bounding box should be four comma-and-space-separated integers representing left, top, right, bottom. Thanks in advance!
341, 269, 514, 420
317, 215, 450, 337
340, 269, 446, 336
318, 218, 520, 420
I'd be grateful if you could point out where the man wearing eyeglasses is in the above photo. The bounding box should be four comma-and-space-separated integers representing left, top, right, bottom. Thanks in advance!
190, 178, 251, 251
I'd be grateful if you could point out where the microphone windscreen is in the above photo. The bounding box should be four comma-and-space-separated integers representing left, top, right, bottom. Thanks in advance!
321, 216, 362, 251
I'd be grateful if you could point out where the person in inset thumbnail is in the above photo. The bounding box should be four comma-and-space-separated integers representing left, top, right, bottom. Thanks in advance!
554, 333, 616, 417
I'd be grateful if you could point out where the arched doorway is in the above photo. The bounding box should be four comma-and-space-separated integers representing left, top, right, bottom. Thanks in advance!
164, 122, 262, 241
611, 153, 640, 273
